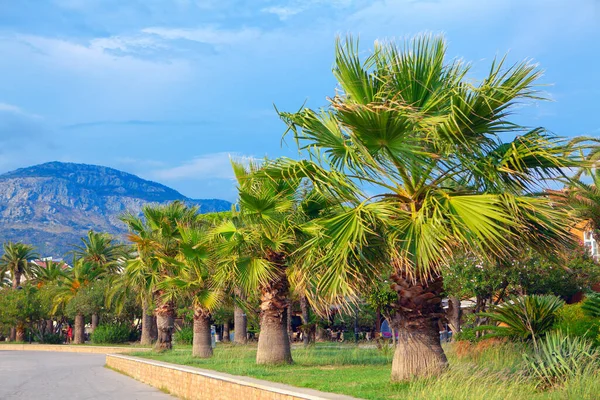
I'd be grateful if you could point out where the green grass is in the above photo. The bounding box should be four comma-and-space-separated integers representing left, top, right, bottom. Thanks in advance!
133, 341, 600, 400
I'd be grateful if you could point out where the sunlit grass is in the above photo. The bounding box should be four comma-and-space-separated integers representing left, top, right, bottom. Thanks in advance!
133, 341, 600, 400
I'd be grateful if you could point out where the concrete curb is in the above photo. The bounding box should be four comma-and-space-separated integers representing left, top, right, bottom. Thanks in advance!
0, 344, 150, 354
106, 353, 361, 400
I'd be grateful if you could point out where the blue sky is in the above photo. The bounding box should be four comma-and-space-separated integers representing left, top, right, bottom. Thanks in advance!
0, 0, 598, 201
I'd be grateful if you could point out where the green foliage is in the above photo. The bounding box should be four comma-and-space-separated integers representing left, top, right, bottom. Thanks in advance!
477, 295, 564, 340
91, 323, 133, 344
524, 331, 599, 388
36, 332, 62, 344
174, 325, 194, 345
553, 303, 600, 345
582, 293, 600, 318
0, 285, 44, 328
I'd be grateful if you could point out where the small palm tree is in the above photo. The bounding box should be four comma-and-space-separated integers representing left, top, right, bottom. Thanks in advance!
30, 260, 67, 287
269, 35, 580, 380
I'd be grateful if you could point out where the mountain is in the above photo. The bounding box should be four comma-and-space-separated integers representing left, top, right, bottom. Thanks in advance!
0, 162, 232, 257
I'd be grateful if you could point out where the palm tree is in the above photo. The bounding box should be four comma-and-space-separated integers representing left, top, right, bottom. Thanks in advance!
269, 35, 580, 380
0, 242, 37, 289
30, 259, 68, 334
162, 222, 223, 358
212, 161, 332, 364
71, 231, 124, 331
120, 201, 198, 350
53, 259, 104, 344
108, 256, 156, 345
0, 242, 37, 341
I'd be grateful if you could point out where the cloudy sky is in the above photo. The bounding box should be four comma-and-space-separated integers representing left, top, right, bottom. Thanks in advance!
0, 0, 598, 200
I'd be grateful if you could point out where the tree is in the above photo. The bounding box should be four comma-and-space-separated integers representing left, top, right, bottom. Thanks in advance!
53, 259, 105, 344
121, 201, 198, 350
162, 223, 223, 358
269, 35, 579, 380
212, 162, 333, 364
71, 231, 125, 331
0, 242, 37, 289
0, 284, 43, 342
0, 242, 38, 340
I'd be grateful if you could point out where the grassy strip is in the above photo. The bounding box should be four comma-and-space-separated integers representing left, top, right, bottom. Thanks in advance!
132, 342, 600, 400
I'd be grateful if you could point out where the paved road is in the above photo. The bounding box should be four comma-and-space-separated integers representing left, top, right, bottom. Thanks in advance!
0, 351, 174, 399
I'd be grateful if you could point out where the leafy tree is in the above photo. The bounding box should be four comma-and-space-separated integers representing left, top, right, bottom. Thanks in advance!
268, 35, 580, 380
0, 284, 43, 342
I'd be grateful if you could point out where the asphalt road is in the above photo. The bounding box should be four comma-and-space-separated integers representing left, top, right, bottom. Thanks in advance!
0, 351, 174, 399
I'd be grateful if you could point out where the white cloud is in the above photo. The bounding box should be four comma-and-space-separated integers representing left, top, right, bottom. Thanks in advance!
0, 103, 41, 119
262, 6, 304, 20
13, 34, 190, 78
142, 26, 261, 46
152, 152, 249, 180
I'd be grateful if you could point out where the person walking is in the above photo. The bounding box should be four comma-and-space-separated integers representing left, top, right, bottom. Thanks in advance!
66, 325, 73, 344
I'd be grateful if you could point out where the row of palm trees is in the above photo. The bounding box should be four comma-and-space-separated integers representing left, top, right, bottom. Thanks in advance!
2, 35, 599, 383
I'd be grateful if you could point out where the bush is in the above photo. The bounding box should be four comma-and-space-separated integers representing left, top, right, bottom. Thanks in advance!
36, 333, 62, 344
554, 303, 600, 346
174, 326, 193, 345
582, 293, 600, 318
91, 324, 132, 344
477, 295, 564, 341
524, 331, 599, 388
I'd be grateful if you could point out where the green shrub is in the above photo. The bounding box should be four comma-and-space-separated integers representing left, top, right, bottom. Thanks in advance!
582, 293, 600, 318
524, 331, 599, 388
477, 295, 564, 340
554, 303, 600, 346
91, 324, 132, 344
174, 325, 193, 345
36, 333, 62, 344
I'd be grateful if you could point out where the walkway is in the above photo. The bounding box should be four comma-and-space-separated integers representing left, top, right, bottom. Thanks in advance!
0, 351, 173, 399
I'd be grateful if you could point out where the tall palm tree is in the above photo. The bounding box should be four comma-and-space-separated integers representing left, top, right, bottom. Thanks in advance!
161, 222, 223, 358
71, 230, 125, 331
212, 161, 332, 364
53, 258, 104, 344
0, 242, 37, 289
120, 201, 198, 350
268, 35, 580, 380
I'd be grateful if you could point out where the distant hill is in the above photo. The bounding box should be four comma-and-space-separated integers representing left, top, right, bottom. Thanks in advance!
0, 162, 232, 257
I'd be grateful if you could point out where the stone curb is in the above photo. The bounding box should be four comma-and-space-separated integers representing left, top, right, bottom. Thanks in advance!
106, 353, 361, 400
0, 344, 149, 354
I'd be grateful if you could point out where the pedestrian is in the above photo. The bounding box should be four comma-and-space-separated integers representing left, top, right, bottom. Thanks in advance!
67, 325, 73, 344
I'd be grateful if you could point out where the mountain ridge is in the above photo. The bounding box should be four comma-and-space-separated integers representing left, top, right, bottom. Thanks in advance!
0, 161, 232, 257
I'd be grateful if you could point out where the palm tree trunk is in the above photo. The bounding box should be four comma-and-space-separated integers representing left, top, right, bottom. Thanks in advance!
391, 320, 447, 381
151, 315, 158, 341
389, 272, 447, 382
91, 313, 99, 332
234, 288, 247, 344
256, 258, 292, 365
15, 324, 25, 342
287, 302, 293, 343
140, 302, 154, 345
300, 294, 311, 346
155, 298, 175, 350
74, 313, 85, 344
9, 327, 16, 342
192, 306, 213, 358
222, 321, 231, 343
447, 296, 462, 340
46, 320, 53, 335
12, 270, 21, 289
